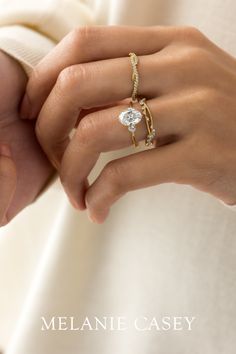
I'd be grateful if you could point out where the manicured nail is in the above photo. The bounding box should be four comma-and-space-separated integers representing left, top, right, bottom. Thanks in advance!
20, 93, 31, 119
85, 196, 100, 223
87, 209, 97, 223
0, 216, 8, 227
69, 195, 87, 211
0, 144, 11, 158
87, 208, 108, 224
70, 197, 80, 210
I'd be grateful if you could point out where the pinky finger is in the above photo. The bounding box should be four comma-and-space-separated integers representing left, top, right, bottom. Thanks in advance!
85, 141, 188, 224
0, 145, 17, 227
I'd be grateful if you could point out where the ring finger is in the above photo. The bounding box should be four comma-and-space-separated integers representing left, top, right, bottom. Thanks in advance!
59, 93, 194, 209
36, 51, 197, 169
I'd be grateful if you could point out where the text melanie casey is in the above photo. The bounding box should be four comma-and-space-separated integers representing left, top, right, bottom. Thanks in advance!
41, 316, 196, 332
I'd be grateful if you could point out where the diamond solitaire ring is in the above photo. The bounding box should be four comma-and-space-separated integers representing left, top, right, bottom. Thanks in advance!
119, 106, 143, 147
118, 52, 142, 147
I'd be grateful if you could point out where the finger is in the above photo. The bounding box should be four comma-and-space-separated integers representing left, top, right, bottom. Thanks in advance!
35, 54, 159, 167
21, 25, 177, 119
78, 101, 127, 122
59, 93, 192, 210
85, 141, 189, 223
36, 48, 199, 169
0, 145, 17, 227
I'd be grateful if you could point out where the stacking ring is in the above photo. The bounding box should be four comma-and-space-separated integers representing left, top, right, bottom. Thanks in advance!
119, 53, 157, 148
129, 52, 139, 103
118, 52, 142, 147
119, 103, 142, 147
139, 98, 156, 146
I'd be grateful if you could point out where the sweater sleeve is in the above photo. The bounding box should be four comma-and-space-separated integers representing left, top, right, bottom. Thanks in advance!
0, 0, 93, 75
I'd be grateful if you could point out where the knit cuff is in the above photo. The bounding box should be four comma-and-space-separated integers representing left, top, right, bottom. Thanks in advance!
0, 25, 55, 76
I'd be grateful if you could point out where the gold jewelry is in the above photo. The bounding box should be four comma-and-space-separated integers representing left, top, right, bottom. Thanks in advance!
118, 101, 143, 147
118, 53, 142, 147
129, 53, 139, 103
139, 98, 156, 146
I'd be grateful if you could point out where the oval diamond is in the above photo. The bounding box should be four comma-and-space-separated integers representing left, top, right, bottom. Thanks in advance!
119, 108, 142, 127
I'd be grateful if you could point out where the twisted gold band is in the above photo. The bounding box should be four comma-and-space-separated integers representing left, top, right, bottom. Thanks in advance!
139, 98, 156, 146
129, 52, 139, 103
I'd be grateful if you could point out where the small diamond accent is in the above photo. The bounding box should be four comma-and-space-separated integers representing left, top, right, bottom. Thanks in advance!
128, 124, 136, 133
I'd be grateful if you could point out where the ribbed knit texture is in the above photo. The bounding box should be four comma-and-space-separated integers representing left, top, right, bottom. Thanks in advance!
0, 25, 55, 75
0, 0, 93, 73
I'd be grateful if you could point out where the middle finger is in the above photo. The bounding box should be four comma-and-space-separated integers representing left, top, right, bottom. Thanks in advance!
36, 50, 196, 168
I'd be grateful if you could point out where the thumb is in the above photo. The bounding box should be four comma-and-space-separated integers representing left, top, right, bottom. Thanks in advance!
0, 144, 17, 227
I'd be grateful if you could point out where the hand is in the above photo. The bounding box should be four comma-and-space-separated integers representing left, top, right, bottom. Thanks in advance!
21, 26, 236, 223
0, 51, 54, 226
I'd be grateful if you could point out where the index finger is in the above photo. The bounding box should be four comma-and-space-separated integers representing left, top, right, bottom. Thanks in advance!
20, 25, 176, 120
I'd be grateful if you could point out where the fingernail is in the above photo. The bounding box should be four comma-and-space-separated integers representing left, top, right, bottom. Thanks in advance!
1, 216, 8, 227
0, 144, 11, 158
85, 197, 99, 223
70, 197, 80, 210
20, 93, 31, 119
69, 196, 86, 211
87, 209, 97, 223
87, 208, 107, 224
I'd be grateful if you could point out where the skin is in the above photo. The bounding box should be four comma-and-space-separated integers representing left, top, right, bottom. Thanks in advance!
20, 25, 236, 223
0, 50, 54, 227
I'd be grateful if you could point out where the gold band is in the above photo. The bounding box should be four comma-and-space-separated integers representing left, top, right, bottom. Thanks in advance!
129, 101, 138, 147
129, 52, 139, 103
131, 131, 138, 147
118, 101, 143, 148
139, 98, 156, 146
119, 52, 141, 148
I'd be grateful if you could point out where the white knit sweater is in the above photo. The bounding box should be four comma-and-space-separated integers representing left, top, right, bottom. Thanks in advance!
1, 1, 236, 354
0, 0, 93, 74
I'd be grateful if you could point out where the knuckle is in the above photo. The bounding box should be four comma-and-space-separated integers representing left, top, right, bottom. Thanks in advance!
76, 115, 97, 148
56, 64, 89, 96
177, 26, 205, 44
178, 46, 214, 77
55, 65, 86, 101
184, 134, 221, 181
57, 66, 78, 92
201, 88, 221, 106
101, 162, 125, 194
184, 46, 210, 65
69, 26, 99, 48
184, 26, 202, 38
195, 88, 216, 107
192, 89, 225, 129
